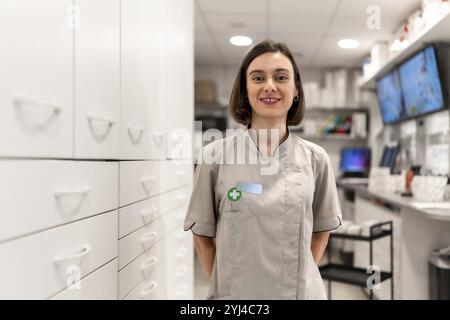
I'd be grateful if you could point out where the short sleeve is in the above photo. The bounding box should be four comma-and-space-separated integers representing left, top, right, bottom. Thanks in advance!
312, 152, 342, 232
183, 161, 219, 237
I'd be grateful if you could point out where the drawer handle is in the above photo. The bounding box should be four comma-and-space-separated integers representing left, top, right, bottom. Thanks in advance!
140, 281, 158, 299
141, 177, 156, 192
141, 207, 158, 221
176, 247, 187, 258
127, 124, 144, 143
53, 244, 91, 264
54, 186, 91, 198
13, 96, 62, 129
177, 284, 187, 296
176, 265, 188, 277
141, 256, 158, 272
87, 114, 116, 126
141, 231, 158, 245
152, 132, 164, 145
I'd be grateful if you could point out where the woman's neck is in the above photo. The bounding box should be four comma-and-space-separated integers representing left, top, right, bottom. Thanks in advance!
249, 117, 288, 157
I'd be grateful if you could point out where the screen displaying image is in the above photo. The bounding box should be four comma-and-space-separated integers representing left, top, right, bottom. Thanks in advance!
376, 70, 404, 124
399, 46, 445, 117
340, 148, 371, 173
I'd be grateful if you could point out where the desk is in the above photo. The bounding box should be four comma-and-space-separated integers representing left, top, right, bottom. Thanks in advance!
337, 180, 450, 299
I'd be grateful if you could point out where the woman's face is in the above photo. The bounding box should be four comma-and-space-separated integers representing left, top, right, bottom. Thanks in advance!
246, 52, 298, 123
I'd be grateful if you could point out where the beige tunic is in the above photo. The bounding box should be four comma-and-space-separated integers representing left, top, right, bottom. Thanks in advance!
184, 128, 342, 299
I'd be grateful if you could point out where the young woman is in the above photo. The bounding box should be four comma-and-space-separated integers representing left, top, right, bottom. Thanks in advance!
184, 40, 342, 299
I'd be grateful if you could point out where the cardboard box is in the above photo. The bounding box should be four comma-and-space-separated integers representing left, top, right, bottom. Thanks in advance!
195, 80, 217, 103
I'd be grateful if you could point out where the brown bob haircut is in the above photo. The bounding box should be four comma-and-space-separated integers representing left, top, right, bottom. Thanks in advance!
229, 40, 305, 126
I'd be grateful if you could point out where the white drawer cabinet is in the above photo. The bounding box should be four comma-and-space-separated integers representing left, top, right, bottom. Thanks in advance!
0, 0, 73, 158
160, 161, 192, 192
50, 258, 118, 300
0, 210, 118, 299
118, 208, 182, 270
0, 160, 118, 242
119, 161, 160, 206
118, 237, 168, 299
119, 186, 191, 238
74, 0, 120, 159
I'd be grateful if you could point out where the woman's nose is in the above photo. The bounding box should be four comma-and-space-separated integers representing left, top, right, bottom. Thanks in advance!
264, 79, 276, 92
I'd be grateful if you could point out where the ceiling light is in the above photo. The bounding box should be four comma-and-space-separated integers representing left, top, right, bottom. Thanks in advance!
230, 35, 253, 47
338, 39, 359, 49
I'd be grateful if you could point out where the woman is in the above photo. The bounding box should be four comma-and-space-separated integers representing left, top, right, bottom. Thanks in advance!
184, 40, 342, 299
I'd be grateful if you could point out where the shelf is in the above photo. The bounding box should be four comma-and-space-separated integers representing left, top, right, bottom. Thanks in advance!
319, 264, 392, 287
360, 12, 450, 90
330, 229, 392, 241
305, 107, 369, 113
292, 133, 367, 141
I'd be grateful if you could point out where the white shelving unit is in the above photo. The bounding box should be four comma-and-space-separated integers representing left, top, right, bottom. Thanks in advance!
360, 13, 450, 90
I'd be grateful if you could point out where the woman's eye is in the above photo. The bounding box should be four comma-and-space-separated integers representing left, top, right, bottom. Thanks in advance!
276, 75, 288, 81
252, 76, 263, 82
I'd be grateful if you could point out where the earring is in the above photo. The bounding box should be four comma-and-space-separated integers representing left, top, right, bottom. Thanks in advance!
294, 95, 299, 102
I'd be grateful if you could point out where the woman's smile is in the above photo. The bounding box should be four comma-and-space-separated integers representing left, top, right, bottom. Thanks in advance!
259, 97, 282, 105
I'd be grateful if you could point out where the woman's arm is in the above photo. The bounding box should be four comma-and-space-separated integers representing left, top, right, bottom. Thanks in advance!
193, 234, 216, 279
311, 231, 330, 265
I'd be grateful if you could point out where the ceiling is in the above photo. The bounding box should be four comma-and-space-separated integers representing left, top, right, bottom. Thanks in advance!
195, 0, 422, 68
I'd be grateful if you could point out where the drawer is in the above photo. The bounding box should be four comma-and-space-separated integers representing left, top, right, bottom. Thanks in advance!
119, 186, 191, 238
0, 210, 118, 299
160, 161, 192, 192
118, 208, 182, 270
0, 160, 118, 242
118, 237, 168, 299
0, 0, 73, 158
124, 262, 168, 300
50, 258, 118, 300
119, 161, 160, 206
73, 0, 120, 160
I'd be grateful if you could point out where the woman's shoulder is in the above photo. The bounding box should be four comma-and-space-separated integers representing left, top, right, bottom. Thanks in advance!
197, 131, 242, 165
291, 134, 329, 161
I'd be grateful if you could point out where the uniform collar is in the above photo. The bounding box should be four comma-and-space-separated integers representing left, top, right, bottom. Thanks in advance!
244, 126, 293, 159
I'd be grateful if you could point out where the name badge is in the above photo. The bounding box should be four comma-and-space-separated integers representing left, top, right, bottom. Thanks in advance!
236, 181, 263, 195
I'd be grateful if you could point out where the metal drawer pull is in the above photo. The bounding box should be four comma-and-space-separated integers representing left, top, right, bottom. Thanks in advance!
53, 244, 91, 264
176, 247, 187, 257
177, 284, 187, 296
141, 231, 158, 244
141, 256, 158, 272
13, 96, 62, 129
141, 207, 158, 220
176, 265, 188, 277
87, 114, 116, 126
54, 186, 91, 198
140, 281, 158, 299
127, 125, 144, 143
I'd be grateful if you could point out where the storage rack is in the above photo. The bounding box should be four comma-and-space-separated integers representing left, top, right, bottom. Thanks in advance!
319, 221, 394, 300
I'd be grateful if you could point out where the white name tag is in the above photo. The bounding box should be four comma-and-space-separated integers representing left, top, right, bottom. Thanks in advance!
236, 181, 263, 195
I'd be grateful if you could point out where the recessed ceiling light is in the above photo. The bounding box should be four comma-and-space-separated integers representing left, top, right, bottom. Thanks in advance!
230, 35, 253, 47
338, 39, 359, 49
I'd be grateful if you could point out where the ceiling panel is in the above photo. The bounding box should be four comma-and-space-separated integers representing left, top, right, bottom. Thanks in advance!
268, 0, 340, 17
204, 13, 267, 33
269, 16, 331, 36
196, 0, 268, 15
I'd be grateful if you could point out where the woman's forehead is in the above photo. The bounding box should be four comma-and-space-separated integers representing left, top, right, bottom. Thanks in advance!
247, 52, 293, 74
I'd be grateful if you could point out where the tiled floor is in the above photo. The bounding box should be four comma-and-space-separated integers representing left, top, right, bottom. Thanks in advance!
193, 250, 367, 300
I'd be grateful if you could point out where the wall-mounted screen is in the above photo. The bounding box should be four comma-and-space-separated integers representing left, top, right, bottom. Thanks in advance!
398, 46, 445, 118
376, 70, 404, 124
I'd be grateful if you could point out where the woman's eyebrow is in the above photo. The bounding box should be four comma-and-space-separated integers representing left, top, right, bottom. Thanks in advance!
248, 68, 290, 75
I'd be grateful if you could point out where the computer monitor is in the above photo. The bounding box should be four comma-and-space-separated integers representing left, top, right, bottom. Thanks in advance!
376, 70, 405, 124
340, 148, 371, 177
379, 145, 399, 174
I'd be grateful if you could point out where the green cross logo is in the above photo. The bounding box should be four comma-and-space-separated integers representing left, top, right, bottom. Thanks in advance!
227, 187, 241, 202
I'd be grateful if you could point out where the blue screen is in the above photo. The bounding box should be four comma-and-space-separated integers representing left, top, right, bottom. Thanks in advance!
399, 46, 444, 117
376, 70, 404, 124
340, 148, 371, 173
